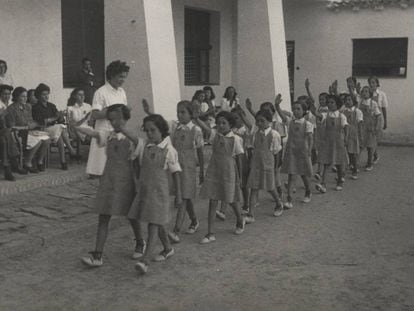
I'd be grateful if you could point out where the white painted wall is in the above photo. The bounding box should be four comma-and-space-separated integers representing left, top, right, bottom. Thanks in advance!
0, 0, 70, 109
104, 0, 153, 130
172, 0, 237, 102
237, 0, 291, 111
283, 0, 414, 143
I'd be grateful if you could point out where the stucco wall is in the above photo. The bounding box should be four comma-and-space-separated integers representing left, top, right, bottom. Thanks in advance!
283, 0, 414, 143
0, 0, 70, 109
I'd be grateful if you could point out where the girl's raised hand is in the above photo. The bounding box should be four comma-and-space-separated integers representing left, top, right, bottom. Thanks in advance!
199, 170, 204, 185
305, 78, 310, 89
142, 99, 150, 114
245, 98, 252, 111
356, 82, 361, 94
275, 93, 283, 106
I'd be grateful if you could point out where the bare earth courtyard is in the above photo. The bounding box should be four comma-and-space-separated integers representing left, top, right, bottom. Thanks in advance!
0, 147, 413, 311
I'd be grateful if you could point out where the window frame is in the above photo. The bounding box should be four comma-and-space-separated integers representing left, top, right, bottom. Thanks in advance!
352, 37, 408, 78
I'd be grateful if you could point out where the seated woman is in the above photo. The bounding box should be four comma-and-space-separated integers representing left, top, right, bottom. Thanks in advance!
66, 88, 92, 143
6, 87, 50, 173
31, 83, 76, 170
1, 84, 22, 181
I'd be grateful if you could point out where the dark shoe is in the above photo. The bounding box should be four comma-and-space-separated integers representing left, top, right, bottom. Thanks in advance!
12, 166, 28, 175
61, 162, 68, 170
24, 165, 39, 174
37, 163, 45, 172
4, 167, 16, 181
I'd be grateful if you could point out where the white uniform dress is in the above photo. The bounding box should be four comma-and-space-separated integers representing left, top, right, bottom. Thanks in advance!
86, 83, 127, 176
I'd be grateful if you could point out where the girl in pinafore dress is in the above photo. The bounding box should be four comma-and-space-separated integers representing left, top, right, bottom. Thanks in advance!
196, 111, 246, 244
359, 86, 382, 172
309, 94, 349, 193
245, 109, 283, 224
215, 106, 251, 220
141, 100, 204, 243
79, 104, 145, 268
245, 96, 286, 198
276, 101, 314, 209
130, 114, 183, 275
343, 94, 363, 179
167, 101, 204, 243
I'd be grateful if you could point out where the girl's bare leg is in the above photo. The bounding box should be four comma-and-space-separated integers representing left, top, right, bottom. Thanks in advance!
94, 214, 111, 253
207, 200, 218, 235
141, 224, 158, 263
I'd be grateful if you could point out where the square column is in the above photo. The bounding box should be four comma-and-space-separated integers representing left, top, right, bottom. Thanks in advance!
105, 0, 180, 127
236, 0, 290, 110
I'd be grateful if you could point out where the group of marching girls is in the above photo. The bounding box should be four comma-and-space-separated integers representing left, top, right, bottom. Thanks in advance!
78, 75, 387, 275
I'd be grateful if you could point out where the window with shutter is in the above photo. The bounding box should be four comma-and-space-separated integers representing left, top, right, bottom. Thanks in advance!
352, 38, 408, 78
185, 8, 219, 85
61, 0, 105, 88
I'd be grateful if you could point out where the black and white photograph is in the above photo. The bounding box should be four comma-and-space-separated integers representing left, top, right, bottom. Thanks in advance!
0, 0, 413, 310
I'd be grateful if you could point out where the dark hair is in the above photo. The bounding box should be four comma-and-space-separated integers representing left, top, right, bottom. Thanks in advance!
143, 114, 170, 139
107, 103, 131, 120
0, 84, 13, 95
12, 87, 27, 102
223, 86, 237, 101
67, 88, 84, 106
105, 60, 130, 81
343, 93, 357, 107
177, 100, 193, 117
319, 92, 328, 98
0, 60, 7, 72
346, 76, 357, 85
27, 89, 35, 103
34, 83, 50, 99
203, 86, 216, 100
292, 101, 308, 116
255, 109, 273, 122
368, 76, 380, 87
82, 57, 91, 64
361, 86, 373, 98
192, 90, 205, 102
260, 101, 276, 114
216, 111, 236, 128
326, 94, 342, 110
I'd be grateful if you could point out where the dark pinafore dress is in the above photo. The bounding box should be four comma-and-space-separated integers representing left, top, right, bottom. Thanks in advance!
281, 121, 313, 177
344, 109, 360, 154
128, 144, 171, 225
359, 100, 378, 149
200, 134, 242, 203
319, 114, 347, 166
95, 137, 135, 216
172, 126, 197, 200
246, 131, 275, 191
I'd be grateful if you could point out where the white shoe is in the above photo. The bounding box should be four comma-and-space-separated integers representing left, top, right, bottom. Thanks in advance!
81, 253, 103, 267
153, 248, 175, 262
185, 221, 200, 234
200, 234, 216, 244
244, 215, 255, 224
365, 165, 373, 172
351, 174, 358, 180
135, 261, 148, 274
215, 210, 226, 221
284, 201, 293, 209
132, 240, 146, 259
168, 232, 180, 244
335, 184, 343, 191
234, 218, 246, 235
302, 194, 312, 203
273, 205, 284, 217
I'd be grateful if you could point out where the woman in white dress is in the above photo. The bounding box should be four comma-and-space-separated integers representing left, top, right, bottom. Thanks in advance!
86, 60, 130, 177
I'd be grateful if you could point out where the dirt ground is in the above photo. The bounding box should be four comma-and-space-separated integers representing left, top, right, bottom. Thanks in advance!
0, 146, 413, 311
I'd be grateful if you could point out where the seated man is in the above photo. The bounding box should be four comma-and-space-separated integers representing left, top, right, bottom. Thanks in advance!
7, 87, 50, 173
32, 83, 76, 170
